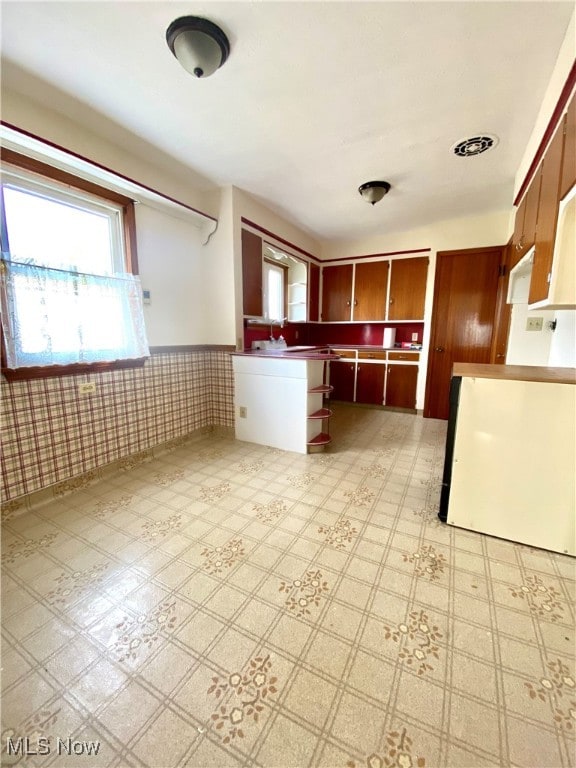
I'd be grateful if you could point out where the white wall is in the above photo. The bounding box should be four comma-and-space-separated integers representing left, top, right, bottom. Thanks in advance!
202, 186, 238, 346
506, 306, 576, 368
232, 187, 321, 259
506, 304, 556, 366
321, 210, 512, 261
549, 311, 576, 367
136, 189, 242, 347
136, 205, 211, 345
1, 87, 218, 220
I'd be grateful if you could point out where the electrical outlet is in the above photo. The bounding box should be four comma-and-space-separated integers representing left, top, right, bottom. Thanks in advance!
78, 382, 96, 395
526, 316, 544, 331
239, 406, 247, 418
411, 333, 419, 342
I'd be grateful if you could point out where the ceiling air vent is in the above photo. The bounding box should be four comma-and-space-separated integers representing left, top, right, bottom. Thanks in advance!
452, 135, 498, 157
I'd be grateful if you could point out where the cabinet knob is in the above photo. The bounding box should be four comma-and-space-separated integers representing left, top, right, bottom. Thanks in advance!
434, 346, 445, 353
389, 298, 394, 304
346, 300, 351, 306
354, 299, 358, 306
496, 353, 504, 359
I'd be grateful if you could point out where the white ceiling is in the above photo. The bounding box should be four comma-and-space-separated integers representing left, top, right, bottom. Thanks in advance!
1, 1, 573, 243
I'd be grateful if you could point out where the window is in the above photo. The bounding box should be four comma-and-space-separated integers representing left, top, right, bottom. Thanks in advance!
0, 150, 149, 376
263, 260, 286, 322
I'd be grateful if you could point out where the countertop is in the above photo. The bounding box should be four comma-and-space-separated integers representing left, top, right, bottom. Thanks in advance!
453, 363, 576, 385
232, 344, 421, 360
231, 346, 340, 360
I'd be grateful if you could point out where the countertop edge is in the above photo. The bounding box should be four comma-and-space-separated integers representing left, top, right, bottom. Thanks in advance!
232, 344, 421, 360
453, 363, 576, 385
231, 349, 340, 360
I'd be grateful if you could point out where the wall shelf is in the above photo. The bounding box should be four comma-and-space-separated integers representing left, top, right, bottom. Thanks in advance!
308, 384, 334, 394
308, 407, 333, 419
307, 377, 332, 450
307, 432, 332, 446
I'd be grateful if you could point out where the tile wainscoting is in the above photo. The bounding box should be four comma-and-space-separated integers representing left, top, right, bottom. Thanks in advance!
1, 350, 235, 504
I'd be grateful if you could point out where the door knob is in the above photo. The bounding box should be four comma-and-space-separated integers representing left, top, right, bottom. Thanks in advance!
434, 347, 445, 352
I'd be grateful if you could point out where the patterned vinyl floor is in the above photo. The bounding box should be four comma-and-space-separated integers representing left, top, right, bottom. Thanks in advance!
1, 404, 575, 768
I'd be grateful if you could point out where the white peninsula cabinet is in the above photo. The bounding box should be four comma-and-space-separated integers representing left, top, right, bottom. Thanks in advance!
232, 351, 337, 453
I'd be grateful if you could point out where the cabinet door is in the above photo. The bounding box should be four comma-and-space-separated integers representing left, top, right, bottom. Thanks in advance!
510, 194, 526, 268
529, 119, 565, 305
388, 257, 428, 320
322, 264, 353, 321
328, 360, 355, 401
242, 229, 263, 316
353, 261, 389, 321
308, 262, 320, 322
490, 243, 512, 364
385, 364, 418, 409
560, 92, 575, 201
511, 169, 541, 268
356, 363, 385, 405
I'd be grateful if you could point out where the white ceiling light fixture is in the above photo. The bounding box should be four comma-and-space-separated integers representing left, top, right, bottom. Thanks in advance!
166, 16, 230, 79
358, 181, 391, 205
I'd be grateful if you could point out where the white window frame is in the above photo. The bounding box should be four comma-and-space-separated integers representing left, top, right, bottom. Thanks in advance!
0, 151, 148, 376
263, 260, 285, 322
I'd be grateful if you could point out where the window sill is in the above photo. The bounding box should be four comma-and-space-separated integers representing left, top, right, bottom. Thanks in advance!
1, 357, 147, 381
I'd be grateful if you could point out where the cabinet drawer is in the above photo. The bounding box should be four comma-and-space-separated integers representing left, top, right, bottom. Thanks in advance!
331, 348, 356, 359
358, 350, 387, 360
388, 351, 420, 362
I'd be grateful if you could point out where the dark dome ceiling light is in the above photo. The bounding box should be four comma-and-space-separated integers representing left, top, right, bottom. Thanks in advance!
358, 181, 391, 205
166, 16, 230, 78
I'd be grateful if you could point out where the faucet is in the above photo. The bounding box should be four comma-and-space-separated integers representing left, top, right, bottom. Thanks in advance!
270, 318, 288, 342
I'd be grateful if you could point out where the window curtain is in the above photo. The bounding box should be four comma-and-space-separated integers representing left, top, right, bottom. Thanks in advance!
1, 260, 150, 368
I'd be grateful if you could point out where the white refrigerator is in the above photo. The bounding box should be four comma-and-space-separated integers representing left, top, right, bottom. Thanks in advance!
439, 367, 576, 556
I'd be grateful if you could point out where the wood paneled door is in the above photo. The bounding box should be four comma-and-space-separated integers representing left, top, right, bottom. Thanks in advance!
424, 246, 505, 420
